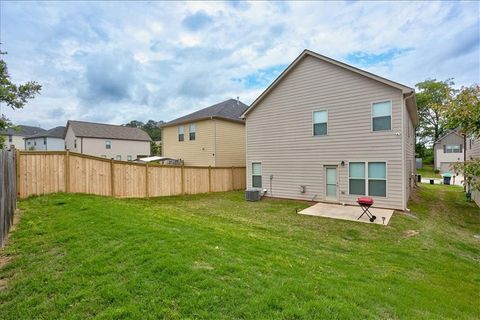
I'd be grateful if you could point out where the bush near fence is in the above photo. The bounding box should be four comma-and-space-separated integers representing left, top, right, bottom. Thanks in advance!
0, 149, 16, 247
16, 151, 246, 199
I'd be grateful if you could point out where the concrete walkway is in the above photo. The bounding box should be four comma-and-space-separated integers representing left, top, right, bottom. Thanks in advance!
299, 202, 394, 226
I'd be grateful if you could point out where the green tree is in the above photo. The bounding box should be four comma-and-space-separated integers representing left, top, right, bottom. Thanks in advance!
0, 50, 42, 148
124, 119, 164, 155
448, 85, 480, 195
415, 79, 455, 145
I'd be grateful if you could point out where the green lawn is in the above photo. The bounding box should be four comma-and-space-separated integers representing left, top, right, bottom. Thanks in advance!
417, 163, 441, 178
1, 186, 479, 319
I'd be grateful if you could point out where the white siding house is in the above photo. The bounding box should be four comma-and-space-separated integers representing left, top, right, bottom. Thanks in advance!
433, 131, 465, 173
242, 50, 418, 211
64, 120, 151, 160
24, 126, 66, 151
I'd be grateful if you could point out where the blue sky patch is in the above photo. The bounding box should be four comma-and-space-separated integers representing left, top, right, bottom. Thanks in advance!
233, 64, 288, 89
346, 48, 413, 67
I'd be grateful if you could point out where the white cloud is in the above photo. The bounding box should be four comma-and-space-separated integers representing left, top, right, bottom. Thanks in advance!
0, 1, 478, 129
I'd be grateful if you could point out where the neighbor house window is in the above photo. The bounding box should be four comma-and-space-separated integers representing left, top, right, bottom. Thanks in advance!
43, 137, 47, 145
252, 162, 262, 188
349, 162, 366, 195
116, 155, 121, 160
101, 155, 106, 158
189, 123, 196, 141
127, 155, 132, 161
368, 162, 387, 197
372, 101, 392, 131
8, 135, 12, 143
313, 110, 328, 136
27, 141, 31, 146
74, 139, 77, 148
106, 140, 111, 149
444, 144, 462, 153
349, 162, 387, 197
178, 126, 184, 141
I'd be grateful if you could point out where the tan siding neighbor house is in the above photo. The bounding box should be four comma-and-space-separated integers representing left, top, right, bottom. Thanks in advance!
242, 50, 418, 210
433, 130, 466, 173
162, 99, 248, 167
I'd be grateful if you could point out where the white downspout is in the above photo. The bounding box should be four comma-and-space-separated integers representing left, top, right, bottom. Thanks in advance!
401, 95, 406, 211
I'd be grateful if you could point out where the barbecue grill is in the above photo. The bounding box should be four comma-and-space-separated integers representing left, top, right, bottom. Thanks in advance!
357, 197, 376, 222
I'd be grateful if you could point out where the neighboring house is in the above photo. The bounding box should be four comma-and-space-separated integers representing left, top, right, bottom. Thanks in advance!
161, 99, 248, 167
466, 137, 480, 160
1, 125, 45, 150
24, 126, 66, 151
241, 49, 418, 211
64, 120, 151, 161
433, 130, 465, 173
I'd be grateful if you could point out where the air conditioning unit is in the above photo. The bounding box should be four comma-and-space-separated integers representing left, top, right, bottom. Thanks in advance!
245, 188, 261, 201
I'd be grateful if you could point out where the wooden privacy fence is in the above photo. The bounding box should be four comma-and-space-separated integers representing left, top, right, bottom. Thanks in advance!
16, 151, 246, 199
1, 149, 17, 247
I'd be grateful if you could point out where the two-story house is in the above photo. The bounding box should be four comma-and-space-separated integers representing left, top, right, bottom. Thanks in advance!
64, 120, 151, 160
24, 126, 66, 151
242, 49, 418, 211
433, 130, 466, 173
161, 99, 248, 166
1, 125, 45, 150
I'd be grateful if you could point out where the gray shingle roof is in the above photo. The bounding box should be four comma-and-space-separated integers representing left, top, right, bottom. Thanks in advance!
1, 125, 45, 137
67, 121, 151, 141
26, 126, 66, 139
162, 99, 248, 127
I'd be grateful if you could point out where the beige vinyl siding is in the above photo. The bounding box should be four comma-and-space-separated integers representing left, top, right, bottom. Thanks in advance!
214, 119, 246, 167
246, 55, 406, 210
81, 137, 150, 160
467, 138, 480, 160
162, 119, 215, 166
64, 126, 79, 152
404, 100, 416, 206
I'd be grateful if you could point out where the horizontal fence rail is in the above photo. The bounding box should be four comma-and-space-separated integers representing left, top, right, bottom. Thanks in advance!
16, 151, 246, 199
1, 149, 17, 247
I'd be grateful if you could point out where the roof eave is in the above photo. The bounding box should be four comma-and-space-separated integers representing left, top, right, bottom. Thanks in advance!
161, 116, 245, 128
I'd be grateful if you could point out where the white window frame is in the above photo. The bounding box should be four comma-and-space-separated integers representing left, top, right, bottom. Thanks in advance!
127, 155, 132, 161
312, 109, 328, 136
178, 126, 185, 142
251, 162, 262, 188
189, 123, 196, 141
105, 140, 111, 149
115, 155, 121, 161
371, 100, 392, 132
8, 135, 12, 143
348, 160, 388, 198
444, 144, 461, 153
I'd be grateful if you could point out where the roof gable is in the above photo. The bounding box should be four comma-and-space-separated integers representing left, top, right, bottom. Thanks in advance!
26, 126, 65, 139
67, 121, 151, 141
241, 49, 417, 125
1, 125, 46, 137
162, 99, 248, 128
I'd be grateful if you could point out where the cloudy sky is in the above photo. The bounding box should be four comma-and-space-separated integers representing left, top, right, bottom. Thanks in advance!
1, 1, 479, 129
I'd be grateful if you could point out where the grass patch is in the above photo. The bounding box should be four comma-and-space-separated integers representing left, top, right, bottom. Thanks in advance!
417, 164, 441, 178
0, 185, 479, 319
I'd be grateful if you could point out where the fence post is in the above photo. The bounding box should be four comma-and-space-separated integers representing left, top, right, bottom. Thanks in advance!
208, 166, 212, 192
15, 148, 20, 197
181, 164, 185, 195
110, 158, 115, 197
145, 162, 149, 198
65, 150, 70, 193
231, 166, 234, 190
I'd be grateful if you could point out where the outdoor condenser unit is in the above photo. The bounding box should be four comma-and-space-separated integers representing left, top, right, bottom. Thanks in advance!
245, 189, 261, 201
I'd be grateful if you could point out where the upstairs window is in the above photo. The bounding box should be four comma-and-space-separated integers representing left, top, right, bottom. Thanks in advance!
43, 137, 47, 145
189, 123, 196, 141
106, 140, 111, 149
313, 110, 328, 136
74, 139, 77, 149
444, 144, 462, 153
252, 162, 262, 188
372, 101, 392, 131
8, 135, 12, 143
178, 126, 184, 142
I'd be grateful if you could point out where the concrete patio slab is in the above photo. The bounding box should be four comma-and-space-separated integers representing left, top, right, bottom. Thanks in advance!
298, 202, 394, 226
